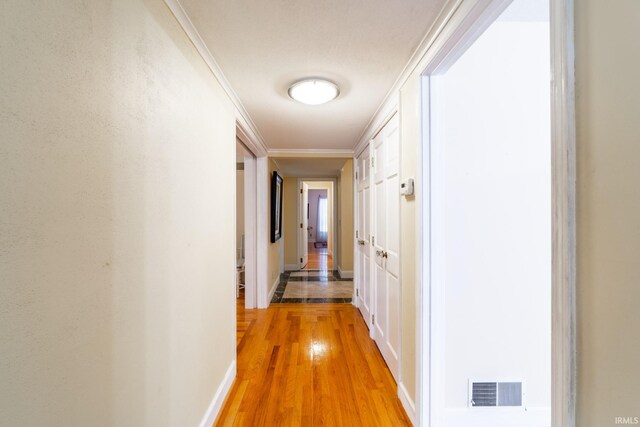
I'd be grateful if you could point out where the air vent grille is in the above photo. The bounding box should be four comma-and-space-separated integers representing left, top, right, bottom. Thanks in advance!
498, 382, 522, 406
470, 381, 523, 407
471, 382, 497, 406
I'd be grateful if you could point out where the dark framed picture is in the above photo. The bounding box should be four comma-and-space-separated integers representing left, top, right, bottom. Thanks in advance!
271, 171, 283, 243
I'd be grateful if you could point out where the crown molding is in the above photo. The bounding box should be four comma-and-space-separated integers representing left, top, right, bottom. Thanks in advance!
268, 149, 354, 159
353, 0, 463, 156
163, 0, 269, 157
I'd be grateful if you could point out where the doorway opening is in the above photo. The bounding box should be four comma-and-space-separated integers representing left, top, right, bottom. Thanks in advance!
235, 137, 258, 310
271, 175, 354, 304
421, 0, 555, 425
306, 187, 331, 270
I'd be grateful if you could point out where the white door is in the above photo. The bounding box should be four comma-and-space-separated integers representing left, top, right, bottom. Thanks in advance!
372, 114, 400, 380
356, 147, 372, 329
299, 182, 309, 269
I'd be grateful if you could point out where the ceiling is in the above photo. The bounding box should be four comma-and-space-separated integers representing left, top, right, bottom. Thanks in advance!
179, 0, 449, 152
273, 158, 347, 178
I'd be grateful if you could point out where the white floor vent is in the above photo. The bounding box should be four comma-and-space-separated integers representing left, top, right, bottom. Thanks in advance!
469, 381, 523, 407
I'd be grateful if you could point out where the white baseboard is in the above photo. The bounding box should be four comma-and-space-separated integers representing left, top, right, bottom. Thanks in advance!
199, 360, 236, 427
268, 275, 280, 304
337, 266, 353, 279
398, 382, 417, 426
284, 263, 299, 271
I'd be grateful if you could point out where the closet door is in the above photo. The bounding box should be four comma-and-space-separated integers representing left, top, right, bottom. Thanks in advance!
372, 113, 400, 380
356, 147, 372, 329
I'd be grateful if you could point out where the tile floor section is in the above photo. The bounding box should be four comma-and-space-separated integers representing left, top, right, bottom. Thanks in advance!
271, 270, 353, 304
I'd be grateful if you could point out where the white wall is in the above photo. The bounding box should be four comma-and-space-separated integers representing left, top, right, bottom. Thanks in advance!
432, 13, 551, 426
236, 167, 245, 261
307, 189, 327, 242
0, 1, 236, 425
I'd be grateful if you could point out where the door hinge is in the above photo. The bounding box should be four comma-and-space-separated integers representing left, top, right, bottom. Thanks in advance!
356, 171, 358, 180
356, 289, 359, 297
356, 230, 359, 239
372, 236, 375, 245
371, 157, 374, 168
300, 257, 303, 263
300, 223, 303, 228
300, 189, 303, 194
372, 314, 375, 324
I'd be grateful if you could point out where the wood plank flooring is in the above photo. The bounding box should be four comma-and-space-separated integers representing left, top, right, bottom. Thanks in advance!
216, 300, 411, 426
305, 243, 333, 270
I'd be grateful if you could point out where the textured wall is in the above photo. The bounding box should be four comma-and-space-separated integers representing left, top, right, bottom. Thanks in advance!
575, 0, 640, 425
0, 0, 236, 425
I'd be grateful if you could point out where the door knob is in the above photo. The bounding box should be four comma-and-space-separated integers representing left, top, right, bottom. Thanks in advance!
358, 239, 366, 246
382, 251, 388, 259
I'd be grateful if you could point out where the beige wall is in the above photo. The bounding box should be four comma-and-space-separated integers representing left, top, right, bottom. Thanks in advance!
399, 76, 420, 402
0, 1, 236, 425
575, 1, 640, 425
338, 159, 354, 273
267, 159, 282, 291
283, 177, 299, 268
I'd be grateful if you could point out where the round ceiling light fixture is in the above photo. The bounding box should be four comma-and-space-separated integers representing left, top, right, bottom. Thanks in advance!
288, 78, 340, 105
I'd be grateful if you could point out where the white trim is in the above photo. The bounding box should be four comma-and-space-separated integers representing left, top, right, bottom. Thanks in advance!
284, 264, 299, 271
337, 266, 353, 279
198, 360, 236, 427
236, 121, 268, 158
268, 148, 354, 158
256, 157, 270, 308
242, 155, 258, 309
298, 178, 338, 271
163, 0, 268, 157
352, 154, 358, 308
268, 275, 280, 303
353, 0, 463, 156
550, 0, 576, 425
398, 382, 417, 426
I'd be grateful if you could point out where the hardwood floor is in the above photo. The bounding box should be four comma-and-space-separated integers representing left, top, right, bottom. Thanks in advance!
217, 300, 411, 426
305, 243, 333, 270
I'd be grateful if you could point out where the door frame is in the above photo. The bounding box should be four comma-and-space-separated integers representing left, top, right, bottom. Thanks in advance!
235, 129, 260, 310
296, 178, 338, 271
416, 0, 576, 426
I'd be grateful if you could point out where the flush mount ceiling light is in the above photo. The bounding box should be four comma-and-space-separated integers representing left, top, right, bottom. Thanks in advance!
288, 79, 339, 105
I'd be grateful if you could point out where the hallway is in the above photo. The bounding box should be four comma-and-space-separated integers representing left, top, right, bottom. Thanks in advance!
217, 297, 411, 425
305, 243, 333, 271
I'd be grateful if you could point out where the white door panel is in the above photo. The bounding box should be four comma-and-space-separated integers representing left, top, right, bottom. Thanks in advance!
371, 113, 401, 381
356, 148, 372, 329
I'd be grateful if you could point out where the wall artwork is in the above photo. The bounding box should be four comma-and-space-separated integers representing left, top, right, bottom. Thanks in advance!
271, 171, 283, 243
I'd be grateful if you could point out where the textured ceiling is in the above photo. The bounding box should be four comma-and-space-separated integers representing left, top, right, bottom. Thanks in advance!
179, 0, 449, 151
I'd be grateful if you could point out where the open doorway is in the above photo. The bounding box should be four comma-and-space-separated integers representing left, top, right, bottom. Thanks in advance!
305, 186, 331, 270
421, 0, 553, 425
297, 180, 335, 272
271, 171, 354, 304
235, 138, 257, 309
